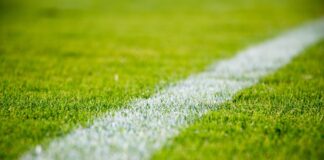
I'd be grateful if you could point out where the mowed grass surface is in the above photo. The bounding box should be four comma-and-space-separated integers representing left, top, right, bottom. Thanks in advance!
0, 0, 324, 159
153, 41, 324, 159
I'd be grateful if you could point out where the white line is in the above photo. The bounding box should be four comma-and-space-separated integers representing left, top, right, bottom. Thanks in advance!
22, 19, 324, 160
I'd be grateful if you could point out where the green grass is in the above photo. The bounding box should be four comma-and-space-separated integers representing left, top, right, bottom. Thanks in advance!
0, 0, 323, 159
152, 41, 324, 159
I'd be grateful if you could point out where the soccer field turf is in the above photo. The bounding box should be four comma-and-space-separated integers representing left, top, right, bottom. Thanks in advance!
0, 0, 324, 159
152, 41, 324, 160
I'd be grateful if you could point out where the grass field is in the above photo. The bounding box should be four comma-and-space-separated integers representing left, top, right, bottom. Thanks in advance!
1, 0, 324, 159
152, 41, 324, 159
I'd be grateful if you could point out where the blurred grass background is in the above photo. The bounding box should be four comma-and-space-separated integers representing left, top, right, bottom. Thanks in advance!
0, 0, 324, 159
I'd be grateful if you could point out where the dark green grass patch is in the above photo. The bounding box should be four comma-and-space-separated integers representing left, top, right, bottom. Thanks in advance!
152, 41, 324, 159
1, 0, 324, 159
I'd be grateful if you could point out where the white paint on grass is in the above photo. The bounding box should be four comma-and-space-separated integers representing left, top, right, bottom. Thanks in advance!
22, 19, 324, 160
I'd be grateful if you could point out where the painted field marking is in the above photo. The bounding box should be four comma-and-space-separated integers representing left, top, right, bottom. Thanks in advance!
22, 18, 324, 160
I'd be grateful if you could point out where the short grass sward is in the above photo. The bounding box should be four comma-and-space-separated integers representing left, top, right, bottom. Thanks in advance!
152, 41, 324, 159
1, 0, 324, 159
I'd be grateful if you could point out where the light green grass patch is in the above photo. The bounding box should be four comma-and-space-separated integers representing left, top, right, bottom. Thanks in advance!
0, 0, 324, 159
152, 41, 324, 159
